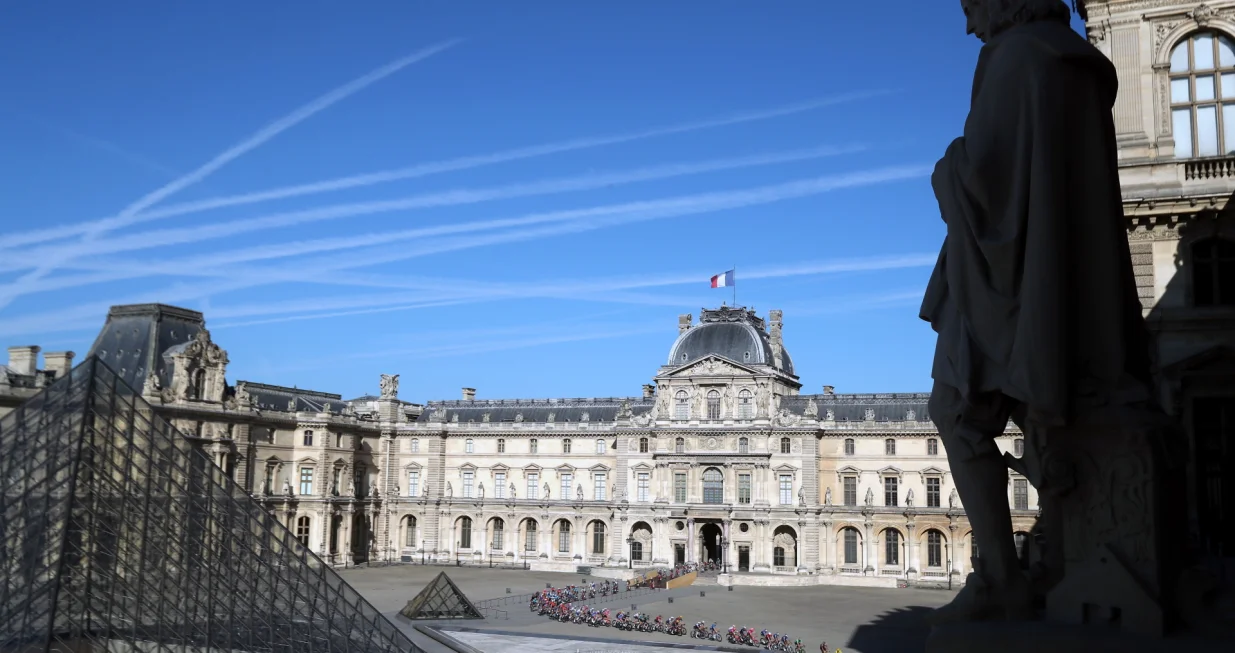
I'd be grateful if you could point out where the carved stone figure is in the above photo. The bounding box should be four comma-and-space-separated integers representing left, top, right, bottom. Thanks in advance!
445, 482, 452, 499
611, 483, 617, 500
775, 409, 801, 427
369, 481, 378, 498
864, 487, 874, 508
509, 482, 516, 499
580, 412, 590, 422
907, 409, 917, 421
428, 408, 446, 422
921, 0, 1160, 631
863, 408, 875, 421
616, 400, 633, 420
949, 487, 959, 509
803, 398, 819, 418
825, 409, 835, 421
282, 479, 292, 496
450, 413, 459, 423
287, 398, 297, 412
547, 411, 555, 423
824, 487, 832, 506
142, 371, 161, 396
482, 412, 491, 423
722, 385, 735, 416
655, 387, 670, 416
478, 482, 485, 499
514, 412, 524, 423
798, 485, 806, 506
379, 374, 399, 399
906, 488, 915, 507
755, 383, 771, 417
577, 484, 584, 501
543, 482, 550, 499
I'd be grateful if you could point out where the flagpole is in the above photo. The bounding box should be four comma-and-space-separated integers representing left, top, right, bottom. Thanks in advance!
733, 265, 737, 307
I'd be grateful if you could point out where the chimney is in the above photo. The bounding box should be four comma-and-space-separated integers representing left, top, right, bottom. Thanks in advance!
678, 313, 693, 334
43, 351, 75, 379
462, 387, 476, 401
7, 346, 40, 377
642, 384, 655, 400
822, 385, 835, 395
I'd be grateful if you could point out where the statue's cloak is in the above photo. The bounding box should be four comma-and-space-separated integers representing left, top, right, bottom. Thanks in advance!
921, 19, 1152, 426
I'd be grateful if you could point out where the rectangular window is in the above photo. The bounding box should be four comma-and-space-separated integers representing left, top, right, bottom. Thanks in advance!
1013, 478, 1029, 511
885, 439, 896, 456
525, 526, 536, 552
738, 473, 751, 504
637, 472, 650, 502
411, 438, 420, 453
594, 473, 607, 501
491, 524, 503, 549
563, 439, 572, 454
303, 431, 313, 447
497, 438, 505, 453
884, 476, 898, 507
299, 467, 313, 496
527, 473, 539, 500
843, 476, 857, 506
844, 439, 855, 455
596, 439, 606, 454
408, 470, 419, 497
463, 470, 474, 498
885, 532, 900, 566
779, 474, 792, 505
495, 472, 506, 498
844, 530, 859, 565
674, 472, 687, 503
926, 477, 940, 508
561, 473, 572, 501
592, 524, 606, 554
558, 525, 570, 553
529, 439, 538, 454
927, 438, 938, 456
465, 439, 474, 453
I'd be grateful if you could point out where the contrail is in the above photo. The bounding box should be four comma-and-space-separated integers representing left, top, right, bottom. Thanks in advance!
0, 144, 865, 271
0, 39, 462, 311
0, 162, 929, 301
0, 90, 887, 251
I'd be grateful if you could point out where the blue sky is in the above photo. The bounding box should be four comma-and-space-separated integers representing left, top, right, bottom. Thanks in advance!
0, 2, 1087, 402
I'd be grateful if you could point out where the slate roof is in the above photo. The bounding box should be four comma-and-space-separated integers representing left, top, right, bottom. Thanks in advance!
238, 381, 350, 414
666, 306, 795, 376
86, 304, 208, 390
416, 397, 654, 423
780, 392, 931, 422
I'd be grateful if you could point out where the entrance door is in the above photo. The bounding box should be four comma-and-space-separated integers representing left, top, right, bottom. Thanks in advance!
738, 546, 750, 572
700, 523, 722, 563
674, 543, 685, 565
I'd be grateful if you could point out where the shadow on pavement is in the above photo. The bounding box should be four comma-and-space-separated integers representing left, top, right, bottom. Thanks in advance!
845, 605, 935, 653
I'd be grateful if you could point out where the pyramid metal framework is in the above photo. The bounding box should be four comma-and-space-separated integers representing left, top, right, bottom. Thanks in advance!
397, 572, 483, 621
0, 357, 422, 652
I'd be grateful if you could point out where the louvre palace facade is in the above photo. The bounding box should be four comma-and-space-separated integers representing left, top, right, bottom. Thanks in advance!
0, 302, 1039, 589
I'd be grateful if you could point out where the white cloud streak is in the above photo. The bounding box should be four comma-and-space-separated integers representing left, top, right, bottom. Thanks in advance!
0, 144, 865, 274
0, 40, 462, 310
0, 90, 886, 252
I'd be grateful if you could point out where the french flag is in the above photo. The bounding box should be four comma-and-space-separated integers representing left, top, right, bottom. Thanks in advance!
710, 269, 735, 288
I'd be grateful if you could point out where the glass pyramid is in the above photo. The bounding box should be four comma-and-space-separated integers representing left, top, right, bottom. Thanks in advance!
397, 572, 483, 621
0, 357, 421, 652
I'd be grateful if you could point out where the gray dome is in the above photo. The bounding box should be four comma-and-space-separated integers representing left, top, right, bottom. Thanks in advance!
666, 307, 794, 375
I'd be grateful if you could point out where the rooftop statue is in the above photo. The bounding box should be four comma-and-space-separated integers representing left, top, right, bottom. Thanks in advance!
921, 0, 1160, 629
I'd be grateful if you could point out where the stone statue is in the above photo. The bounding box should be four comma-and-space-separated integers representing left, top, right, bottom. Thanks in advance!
920, 0, 1158, 629
906, 488, 914, 507
509, 482, 516, 499
611, 483, 617, 500
478, 482, 485, 499
722, 386, 735, 416
577, 484, 583, 501
580, 411, 590, 422
282, 479, 292, 496
824, 486, 832, 506
543, 482, 550, 499
445, 482, 452, 499
616, 400, 632, 420
864, 487, 874, 508
803, 397, 818, 418
948, 487, 959, 510
369, 481, 378, 498
755, 383, 771, 417
798, 485, 806, 506
482, 412, 491, 423
514, 412, 524, 423
142, 371, 161, 395
379, 373, 399, 399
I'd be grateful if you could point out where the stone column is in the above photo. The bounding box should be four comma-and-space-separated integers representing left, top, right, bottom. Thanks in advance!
906, 522, 918, 578
948, 524, 961, 577
820, 520, 833, 572
342, 506, 354, 565
723, 519, 732, 571
863, 519, 875, 573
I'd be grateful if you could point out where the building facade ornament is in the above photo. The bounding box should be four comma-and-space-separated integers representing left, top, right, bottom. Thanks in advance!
379, 374, 399, 399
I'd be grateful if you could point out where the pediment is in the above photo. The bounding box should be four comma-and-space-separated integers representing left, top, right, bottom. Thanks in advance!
589, 463, 612, 472
918, 466, 947, 477
297, 456, 318, 465
773, 463, 798, 473
556, 464, 576, 473
490, 463, 509, 472
836, 465, 862, 478
663, 355, 759, 379
523, 464, 542, 472
631, 462, 653, 471
403, 461, 422, 470
878, 466, 904, 478
264, 455, 282, 464
459, 462, 477, 471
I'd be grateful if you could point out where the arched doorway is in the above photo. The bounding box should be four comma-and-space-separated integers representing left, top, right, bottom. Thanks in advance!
700, 523, 722, 564
772, 525, 797, 569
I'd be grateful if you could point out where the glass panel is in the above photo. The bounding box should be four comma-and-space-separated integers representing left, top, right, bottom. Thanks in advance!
1171, 41, 1191, 72
1198, 105, 1220, 156
1174, 108, 1195, 158
1196, 33, 1216, 70
1198, 75, 1217, 102
1224, 105, 1235, 154
1224, 74, 1235, 99
1222, 36, 1235, 67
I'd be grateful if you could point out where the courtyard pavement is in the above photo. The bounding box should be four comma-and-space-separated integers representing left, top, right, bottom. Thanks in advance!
339, 564, 957, 653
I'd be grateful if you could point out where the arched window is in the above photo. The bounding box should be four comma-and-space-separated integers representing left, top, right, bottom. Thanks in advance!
596, 439, 606, 454
844, 438, 855, 456
674, 390, 690, 420
639, 437, 649, 453
459, 517, 473, 549
927, 530, 944, 568
885, 438, 896, 455
491, 519, 504, 549
591, 521, 607, 554
702, 467, 724, 504
738, 437, 749, 454
303, 430, 314, 447
884, 528, 901, 566
842, 527, 860, 565
404, 516, 417, 547
296, 516, 311, 547
524, 520, 538, 552
191, 368, 206, 400
707, 390, 721, 420
675, 437, 684, 453
1013, 438, 1025, 457
465, 438, 474, 453
1193, 237, 1235, 306
562, 438, 572, 454
780, 437, 791, 454
1170, 31, 1235, 158
558, 521, 571, 553
738, 389, 753, 419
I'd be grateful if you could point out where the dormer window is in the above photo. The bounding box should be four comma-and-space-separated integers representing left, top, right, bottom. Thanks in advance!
674, 390, 690, 420
743, 351, 751, 361
1170, 31, 1235, 158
